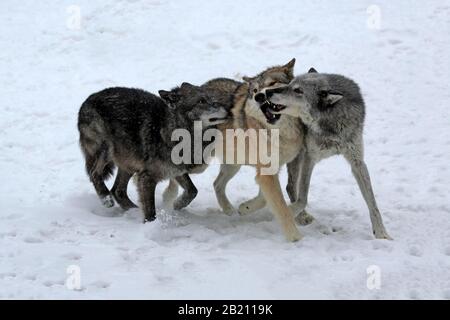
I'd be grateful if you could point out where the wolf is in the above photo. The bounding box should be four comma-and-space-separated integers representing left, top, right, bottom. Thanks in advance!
77, 83, 229, 222
265, 69, 392, 239
209, 59, 311, 241
160, 78, 241, 206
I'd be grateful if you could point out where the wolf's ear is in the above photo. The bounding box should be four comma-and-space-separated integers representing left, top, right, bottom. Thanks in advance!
180, 82, 196, 90
284, 58, 296, 69
242, 76, 254, 83
159, 90, 179, 106
283, 58, 296, 77
320, 90, 343, 106
308, 67, 318, 73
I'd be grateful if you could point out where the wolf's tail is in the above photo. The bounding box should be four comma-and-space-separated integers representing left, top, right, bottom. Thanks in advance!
78, 101, 115, 183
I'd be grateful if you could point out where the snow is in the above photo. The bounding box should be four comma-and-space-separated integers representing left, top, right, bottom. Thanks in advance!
1, 0, 450, 299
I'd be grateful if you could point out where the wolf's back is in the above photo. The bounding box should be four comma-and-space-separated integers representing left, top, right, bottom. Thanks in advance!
203, 77, 241, 93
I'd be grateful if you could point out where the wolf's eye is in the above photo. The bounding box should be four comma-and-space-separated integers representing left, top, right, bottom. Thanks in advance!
199, 97, 207, 104
253, 88, 258, 93
293, 88, 303, 94
268, 81, 277, 87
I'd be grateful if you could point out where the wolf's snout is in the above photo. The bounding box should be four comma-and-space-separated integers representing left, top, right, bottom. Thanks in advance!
254, 93, 266, 103
266, 86, 287, 99
204, 107, 229, 125
265, 89, 275, 99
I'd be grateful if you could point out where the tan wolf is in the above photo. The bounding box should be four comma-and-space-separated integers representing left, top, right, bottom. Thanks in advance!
210, 59, 311, 241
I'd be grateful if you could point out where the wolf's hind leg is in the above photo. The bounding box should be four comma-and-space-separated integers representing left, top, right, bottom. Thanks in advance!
162, 179, 179, 206
344, 151, 392, 240
256, 173, 302, 242
111, 169, 137, 210
238, 189, 266, 215
92, 175, 115, 208
173, 174, 198, 210
213, 164, 241, 215
82, 142, 115, 208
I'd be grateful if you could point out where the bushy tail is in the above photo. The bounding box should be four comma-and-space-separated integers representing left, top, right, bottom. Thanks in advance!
78, 101, 115, 183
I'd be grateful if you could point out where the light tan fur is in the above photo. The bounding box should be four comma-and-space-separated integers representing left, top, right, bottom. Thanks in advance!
214, 60, 305, 241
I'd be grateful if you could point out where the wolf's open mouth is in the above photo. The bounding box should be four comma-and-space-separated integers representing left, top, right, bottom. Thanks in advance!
260, 100, 286, 124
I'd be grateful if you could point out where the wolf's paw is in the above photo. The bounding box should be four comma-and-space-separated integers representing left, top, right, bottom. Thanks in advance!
222, 205, 236, 216
374, 228, 393, 240
143, 216, 156, 223
238, 197, 265, 215
285, 227, 303, 242
119, 201, 138, 211
289, 201, 307, 216
238, 202, 255, 215
101, 195, 115, 208
173, 200, 186, 211
295, 211, 315, 226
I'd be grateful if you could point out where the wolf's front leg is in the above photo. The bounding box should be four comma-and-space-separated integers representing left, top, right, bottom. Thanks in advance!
344, 153, 392, 240
173, 174, 198, 210
290, 152, 315, 226
256, 173, 302, 242
286, 150, 303, 202
162, 179, 179, 206
213, 164, 241, 215
137, 171, 158, 223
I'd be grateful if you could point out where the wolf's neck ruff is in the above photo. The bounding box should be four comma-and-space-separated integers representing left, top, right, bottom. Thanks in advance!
230, 82, 248, 129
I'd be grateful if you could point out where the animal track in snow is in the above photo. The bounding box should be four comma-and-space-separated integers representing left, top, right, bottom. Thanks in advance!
208, 257, 228, 264
371, 240, 393, 252
90, 280, 111, 289
43, 279, 65, 287
62, 252, 83, 261
155, 275, 174, 285
409, 289, 420, 299
0, 230, 17, 239
0, 272, 17, 279
332, 254, 354, 262
24, 274, 37, 281
408, 246, 423, 257
1, 213, 23, 221
443, 247, 450, 256
443, 290, 450, 300
182, 261, 196, 270
23, 236, 43, 244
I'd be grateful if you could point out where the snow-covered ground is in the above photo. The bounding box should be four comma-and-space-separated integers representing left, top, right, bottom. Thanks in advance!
1, 0, 449, 299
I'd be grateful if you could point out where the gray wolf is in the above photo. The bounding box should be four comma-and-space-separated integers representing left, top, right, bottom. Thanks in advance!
160, 78, 241, 206
77, 84, 228, 222
265, 69, 392, 239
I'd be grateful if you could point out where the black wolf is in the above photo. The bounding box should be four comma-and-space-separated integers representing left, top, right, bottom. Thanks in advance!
78, 83, 228, 222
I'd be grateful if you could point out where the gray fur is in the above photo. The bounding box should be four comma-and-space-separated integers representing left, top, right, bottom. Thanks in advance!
266, 71, 392, 239
202, 78, 241, 102
78, 84, 228, 222
162, 77, 241, 206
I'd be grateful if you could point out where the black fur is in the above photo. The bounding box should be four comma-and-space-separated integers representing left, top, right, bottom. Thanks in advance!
78, 85, 227, 221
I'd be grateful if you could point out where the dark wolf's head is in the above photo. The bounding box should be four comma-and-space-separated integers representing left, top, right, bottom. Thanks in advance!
242, 58, 296, 124
265, 68, 364, 135
159, 82, 229, 127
